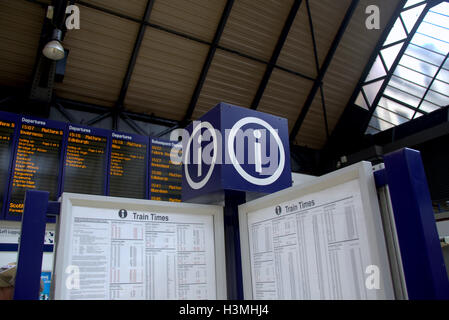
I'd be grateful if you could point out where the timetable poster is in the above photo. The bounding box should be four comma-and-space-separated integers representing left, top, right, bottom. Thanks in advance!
247, 180, 376, 300
0, 112, 18, 218
150, 139, 182, 202
108, 132, 148, 199
63, 125, 109, 195
61, 206, 216, 300
6, 117, 65, 220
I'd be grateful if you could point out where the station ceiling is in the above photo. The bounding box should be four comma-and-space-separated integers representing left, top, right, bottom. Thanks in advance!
0, 0, 403, 149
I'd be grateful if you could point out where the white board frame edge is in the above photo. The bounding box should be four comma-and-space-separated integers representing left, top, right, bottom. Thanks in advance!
52, 193, 227, 300
238, 161, 395, 300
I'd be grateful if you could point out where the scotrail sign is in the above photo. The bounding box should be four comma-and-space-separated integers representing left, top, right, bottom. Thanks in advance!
178, 103, 291, 201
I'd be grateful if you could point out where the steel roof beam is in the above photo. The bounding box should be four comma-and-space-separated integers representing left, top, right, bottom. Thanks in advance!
116, 0, 155, 110
183, 0, 234, 122
289, 0, 360, 142
251, 0, 302, 110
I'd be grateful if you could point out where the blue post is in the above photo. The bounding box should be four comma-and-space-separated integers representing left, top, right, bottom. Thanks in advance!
224, 190, 245, 300
383, 148, 449, 299
13, 190, 49, 300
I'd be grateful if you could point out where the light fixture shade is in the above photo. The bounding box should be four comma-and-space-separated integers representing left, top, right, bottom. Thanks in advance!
42, 40, 65, 61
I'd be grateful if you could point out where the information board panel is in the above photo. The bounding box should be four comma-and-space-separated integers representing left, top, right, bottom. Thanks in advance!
63, 125, 109, 195
149, 139, 182, 202
6, 116, 65, 220
239, 161, 395, 300
108, 132, 148, 199
0, 112, 18, 219
52, 193, 226, 300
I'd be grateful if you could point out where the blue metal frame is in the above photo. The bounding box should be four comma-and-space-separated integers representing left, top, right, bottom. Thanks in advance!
379, 148, 449, 299
13, 190, 60, 300
224, 190, 245, 300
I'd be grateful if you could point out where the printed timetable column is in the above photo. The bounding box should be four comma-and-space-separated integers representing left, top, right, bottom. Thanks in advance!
108, 132, 148, 199
150, 139, 182, 202
0, 112, 18, 218
63, 125, 109, 195
6, 117, 65, 220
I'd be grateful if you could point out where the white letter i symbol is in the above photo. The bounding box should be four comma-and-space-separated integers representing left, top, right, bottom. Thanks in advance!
197, 134, 202, 177
254, 130, 262, 173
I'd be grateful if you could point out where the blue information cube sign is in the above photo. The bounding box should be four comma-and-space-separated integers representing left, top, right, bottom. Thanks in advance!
182, 103, 292, 201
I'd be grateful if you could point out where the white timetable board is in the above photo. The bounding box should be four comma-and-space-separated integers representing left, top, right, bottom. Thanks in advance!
52, 193, 226, 300
239, 162, 395, 300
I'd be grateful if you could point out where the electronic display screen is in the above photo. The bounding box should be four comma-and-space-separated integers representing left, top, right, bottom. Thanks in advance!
7, 117, 64, 219
63, 126, 108, 195
108, 132, 148, 199
150, 139, 182, 202
0, 113, 17, 217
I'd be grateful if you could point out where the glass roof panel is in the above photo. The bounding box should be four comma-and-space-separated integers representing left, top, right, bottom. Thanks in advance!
378, 96, 416, 119
424, 88, 449, 106
436, 68, 449, 83
405, 44, 445, 67
389, 75, 427, 98
374, 106, 410, 126
393, 64, 433, 87
404, 0, 426, 9
384, 19, 408, 46
366, 55, 387, 82
401, 4, 426, 33
381, 43, 404, 71
362, 1, 449, 134
419, 100, 441, 113
370, 116, 395, 131
384, 85, 421, 107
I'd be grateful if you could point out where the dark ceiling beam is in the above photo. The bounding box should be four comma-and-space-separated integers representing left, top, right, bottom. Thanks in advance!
120, 113, 148, 136
305, 0, 330, 140
357, 3, 431, 136
156, 124, 180, 138
86, 112, 112, 126
121, 110, 178, 127
72, 0, 314, 84
55, 102, 77, 123
183, 0, 234, 122
251, 0, 302, 110
289, 0, 360, 142
116, 0, 155, 109
54, 96, 179, 127
113, 0, 155, 132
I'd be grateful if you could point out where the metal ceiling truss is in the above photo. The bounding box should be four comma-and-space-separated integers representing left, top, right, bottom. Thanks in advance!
289, 0, 360, 142
183, 0, 235, 122
322, 0, 408, 156
69, 0, 316, 120
114, 0, 155, 130
250, 0, 303, 111
305, 0, 330, 139
53, 96, 178, 126
23, 0, 351, 137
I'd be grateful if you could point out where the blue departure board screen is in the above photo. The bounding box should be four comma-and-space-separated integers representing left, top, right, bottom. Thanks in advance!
0, 112, 18, 218
108, 132, 148, 199
6, 117, 65, 220
0, 112, 184, 221
63, 125, 109, 196
150, 139, 182, 202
